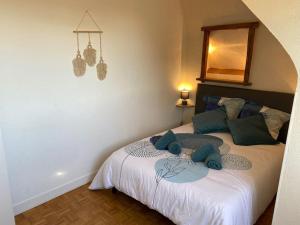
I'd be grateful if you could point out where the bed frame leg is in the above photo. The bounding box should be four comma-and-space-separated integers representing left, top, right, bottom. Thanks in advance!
112, 187, 118, 194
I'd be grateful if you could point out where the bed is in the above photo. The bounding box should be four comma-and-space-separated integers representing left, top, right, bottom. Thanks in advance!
90, 84, 294, 225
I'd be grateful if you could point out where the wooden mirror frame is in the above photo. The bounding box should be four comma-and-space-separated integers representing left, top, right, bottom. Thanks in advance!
197, 22, 259, 86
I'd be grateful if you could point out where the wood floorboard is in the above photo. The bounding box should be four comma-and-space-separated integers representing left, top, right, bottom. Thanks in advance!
15, 184, 275, 225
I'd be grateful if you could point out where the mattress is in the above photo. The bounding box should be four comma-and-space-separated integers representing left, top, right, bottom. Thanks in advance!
90, 123, 284, 225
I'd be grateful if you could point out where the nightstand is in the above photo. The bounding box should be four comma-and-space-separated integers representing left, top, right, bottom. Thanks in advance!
176, 103, 195, 125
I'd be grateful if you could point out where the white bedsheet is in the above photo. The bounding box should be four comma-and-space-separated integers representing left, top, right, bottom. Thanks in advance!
90, 123, 284, 225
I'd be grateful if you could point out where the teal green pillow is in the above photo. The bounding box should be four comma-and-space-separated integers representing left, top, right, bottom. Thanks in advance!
192, 107, 229, 134
227, 114, 278, 146
155, 130, 176, 150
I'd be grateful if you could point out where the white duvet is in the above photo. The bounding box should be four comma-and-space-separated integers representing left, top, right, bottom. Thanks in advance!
90, 123, 284, 225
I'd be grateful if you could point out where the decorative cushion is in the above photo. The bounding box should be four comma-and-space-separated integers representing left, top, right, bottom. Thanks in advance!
240, 102, 290, 140
203, 96, 221, 111
203, 97, 290, 141
193, 107, 229, 134
154, 130, 176, 150
218, 97, 246, 120
227, 114, 278, 146
260, 106, 290, 140
205, 102, 220, 111
203, 96, 245, 119
239, 101, 262, 118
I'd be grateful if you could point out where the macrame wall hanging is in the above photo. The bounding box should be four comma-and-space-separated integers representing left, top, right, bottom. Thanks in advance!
72, 10, 107, 80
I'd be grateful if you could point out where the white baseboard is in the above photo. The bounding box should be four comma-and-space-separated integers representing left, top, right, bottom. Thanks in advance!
13, 171, 96, 215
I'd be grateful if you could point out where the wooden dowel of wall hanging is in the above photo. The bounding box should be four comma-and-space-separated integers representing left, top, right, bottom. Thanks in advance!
73, 30, 103, 34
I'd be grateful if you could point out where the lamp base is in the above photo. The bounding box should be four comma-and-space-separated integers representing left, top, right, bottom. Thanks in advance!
182, 100, 188, 105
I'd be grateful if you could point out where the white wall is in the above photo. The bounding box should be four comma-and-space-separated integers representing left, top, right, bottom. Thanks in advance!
2, 0, 298, 220
241, 1, 300, 225
0, 130, 15, 225
0, 0, 183, 214
180, 0, 297, 95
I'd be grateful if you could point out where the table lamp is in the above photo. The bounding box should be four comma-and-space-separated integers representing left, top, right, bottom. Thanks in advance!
180, 90, 189, 105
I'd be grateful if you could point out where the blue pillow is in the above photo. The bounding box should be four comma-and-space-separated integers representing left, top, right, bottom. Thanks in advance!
227, 114, 278, 146
239, 102, 290, 140
193, 107, 229, 134
205, 102, 220, 111
154, 130, 176, 150
203, 96, 246, 119
239, 101, 262, 118
203, 96, 221, 111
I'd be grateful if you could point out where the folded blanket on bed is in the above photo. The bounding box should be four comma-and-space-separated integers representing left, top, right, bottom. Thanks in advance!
154, 130, 176, 150
151, 133, 224, 168
191, 144, 217, 162
151, 133, 223, 150
150, 135, 162, 145
168, 141, 182, 155
205, 153, 223, 170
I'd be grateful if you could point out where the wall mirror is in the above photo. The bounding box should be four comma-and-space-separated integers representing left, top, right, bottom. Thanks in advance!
198, 22, 259, 85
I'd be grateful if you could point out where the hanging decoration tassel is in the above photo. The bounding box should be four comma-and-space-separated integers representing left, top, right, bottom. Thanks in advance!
72, 33, 86, 77
96, 33, 107, 80
83, 33, 96, 66
73, 10, 107, 80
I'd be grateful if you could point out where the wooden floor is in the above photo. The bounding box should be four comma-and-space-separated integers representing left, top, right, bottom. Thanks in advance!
15, 184, 275, 225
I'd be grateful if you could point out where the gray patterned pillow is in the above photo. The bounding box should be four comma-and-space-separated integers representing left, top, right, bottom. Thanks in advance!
260, 106, 290, 140
218, 97, 246, 120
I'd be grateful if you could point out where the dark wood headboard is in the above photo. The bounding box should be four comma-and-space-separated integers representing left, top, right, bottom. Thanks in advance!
195, 84, 294, 143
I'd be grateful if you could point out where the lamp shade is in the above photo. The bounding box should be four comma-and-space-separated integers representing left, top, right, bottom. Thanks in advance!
180, 90, 189, 100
